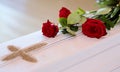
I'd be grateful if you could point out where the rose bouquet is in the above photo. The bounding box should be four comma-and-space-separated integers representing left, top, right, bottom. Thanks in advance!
42, 0, 120, 39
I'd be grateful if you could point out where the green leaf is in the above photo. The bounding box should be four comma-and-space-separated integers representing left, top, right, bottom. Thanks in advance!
61, 29, 68, 34
117, 16, 120, 23
66, 27, 76, 36
59, 18, 67, 27
96, 7, 111, 15
97, 0, 119, 7
75, 8, 85, 15
67, 12, 81, 24
112, 16, 120, 25
70, 25, 78, 32
110, 5, 120, 18
79, 16, 87, 24
97, 15, 114, 30
89, 11, 97, 14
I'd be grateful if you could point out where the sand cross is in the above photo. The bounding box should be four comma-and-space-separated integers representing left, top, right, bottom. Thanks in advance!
2, 42, 47, 63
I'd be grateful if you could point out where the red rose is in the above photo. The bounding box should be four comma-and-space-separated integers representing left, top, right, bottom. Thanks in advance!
82, 18, 107, 38
42, 20, 59, 37
59, 7, 71, 18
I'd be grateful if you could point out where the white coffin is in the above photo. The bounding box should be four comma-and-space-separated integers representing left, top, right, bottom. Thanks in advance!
0, 24, 120, 72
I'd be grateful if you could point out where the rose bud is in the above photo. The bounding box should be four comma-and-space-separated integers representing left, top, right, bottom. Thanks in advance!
42, 20, 59, 38
59, 7, 71, 18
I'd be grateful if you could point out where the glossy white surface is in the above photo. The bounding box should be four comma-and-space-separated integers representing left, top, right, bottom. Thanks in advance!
38, 33, 120, 72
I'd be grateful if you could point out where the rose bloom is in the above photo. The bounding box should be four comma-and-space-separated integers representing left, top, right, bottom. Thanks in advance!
59, 7, 71, 18
82, 18, 107, 38
42, 20, 59, 37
